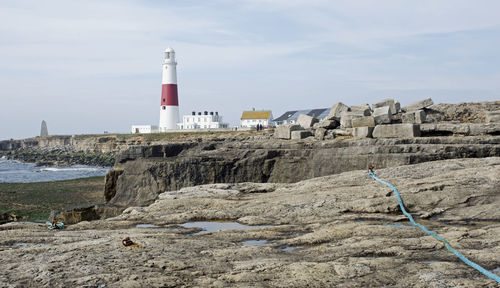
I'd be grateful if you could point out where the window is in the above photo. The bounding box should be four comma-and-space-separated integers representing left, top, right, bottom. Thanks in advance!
162, 106, 166, 110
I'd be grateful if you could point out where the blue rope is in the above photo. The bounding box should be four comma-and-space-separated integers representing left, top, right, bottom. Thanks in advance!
369, 170, 500, 283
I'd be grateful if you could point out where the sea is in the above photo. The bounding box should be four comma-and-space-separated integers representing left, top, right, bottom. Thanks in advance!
0, 156, 109, 183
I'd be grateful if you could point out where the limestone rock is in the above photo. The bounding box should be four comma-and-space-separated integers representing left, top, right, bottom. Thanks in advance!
40, 120, 48, 137
426, 101, 500, 123
349, 104, 371, 116
318, 119, 339, 129
372, 99, 399, 114
274, 125, 303, 139
351, 116, 375, 128
340, 112, 364, 128
352, 126, 374, 138
485, 111, 500, 123
402, 98, 434, 112
297, 114, 318, 129
2, 158, 500, 287
315, 128, 327, 140
372, 124, 421, 138
291, 130, 313, 140
372, 106, 392, 125
327, 102, 350, 121
329, 128, 352, 137
402, 110, 426, 124
419, 123, 500, 136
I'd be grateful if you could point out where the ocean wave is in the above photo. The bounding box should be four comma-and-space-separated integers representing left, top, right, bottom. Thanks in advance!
39, 167, 103, 172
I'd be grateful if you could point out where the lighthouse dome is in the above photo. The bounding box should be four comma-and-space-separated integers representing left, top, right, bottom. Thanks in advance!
165, 47, 175, 53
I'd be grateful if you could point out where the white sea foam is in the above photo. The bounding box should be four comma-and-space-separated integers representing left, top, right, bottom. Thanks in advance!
39, 167, 101, 172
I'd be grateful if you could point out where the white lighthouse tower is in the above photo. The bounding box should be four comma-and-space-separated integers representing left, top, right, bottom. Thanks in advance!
159, 47, 179, 131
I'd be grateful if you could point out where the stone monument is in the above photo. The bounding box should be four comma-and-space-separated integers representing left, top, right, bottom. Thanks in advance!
40, 120, 48, 137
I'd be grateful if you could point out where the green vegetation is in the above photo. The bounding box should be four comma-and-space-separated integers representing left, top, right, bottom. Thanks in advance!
0, 176, 105, 222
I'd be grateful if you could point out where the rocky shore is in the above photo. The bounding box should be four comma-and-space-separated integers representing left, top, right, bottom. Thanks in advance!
1, 100, 500, 286
1, 157, 499, 287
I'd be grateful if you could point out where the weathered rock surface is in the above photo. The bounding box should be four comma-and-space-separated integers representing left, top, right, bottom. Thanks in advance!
420, 123, 500, 137
340, 111, 363, 128
373, 124, 421, 138
2, 157, 499, 287
486, 111, 500, 123
106, 136, 500, 208
296, 114, 318, 129
373, 106, 392, 125
274, 124, 303, 139
317, 119, 339, 129
402, 98, 434, 112
426, 101, 500, 123
327, 102, 350, 121
349, 104, 372, 116
291, 130, 313, 140
352, 116, 375, 128
314, 128, 327, 140
373, 98, 399, 114
402, 110, 426, 124
353, 126, 374, 138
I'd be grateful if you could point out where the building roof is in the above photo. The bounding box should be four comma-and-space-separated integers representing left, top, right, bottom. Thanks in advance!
241, 110, 272, 120
273, 111, 298, 122
273, 108, 330, 122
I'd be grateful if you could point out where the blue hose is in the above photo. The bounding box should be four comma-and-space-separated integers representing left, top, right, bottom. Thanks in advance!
369, 170, 500, 284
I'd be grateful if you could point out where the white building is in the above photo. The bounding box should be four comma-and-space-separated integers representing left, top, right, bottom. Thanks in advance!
131, 125, 158, 134
178, 111, 228, 130
240, 110, 273, 128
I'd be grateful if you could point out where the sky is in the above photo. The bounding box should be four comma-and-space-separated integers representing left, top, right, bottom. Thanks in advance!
1, 0, 500, 140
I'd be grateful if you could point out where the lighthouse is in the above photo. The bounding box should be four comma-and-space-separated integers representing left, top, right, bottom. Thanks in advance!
159, 47, 179, 131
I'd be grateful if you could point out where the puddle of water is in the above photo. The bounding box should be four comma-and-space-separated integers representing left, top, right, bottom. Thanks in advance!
180, 221, 271, 235
493, 267, 500, 273
241, 240, 268, 246
280, 245, 302, 251
422, 261, 439, 265
12, 243, 28, 247
135, 224, 166, 229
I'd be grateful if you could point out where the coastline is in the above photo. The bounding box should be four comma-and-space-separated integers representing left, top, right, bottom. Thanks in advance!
0, 176, 105, 223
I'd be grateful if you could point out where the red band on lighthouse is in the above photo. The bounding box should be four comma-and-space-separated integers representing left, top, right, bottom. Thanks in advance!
161, 84, 178, 106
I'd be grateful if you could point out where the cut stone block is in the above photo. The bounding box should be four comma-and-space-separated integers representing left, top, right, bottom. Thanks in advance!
372, 124, 421, 138
327, 102, 350, 121
373, 99, 399, 114
402, 110, 426, 124
291, 130, 313, 140
485, 111, 500, 123
402, 98, 434, 112
274, 124, 303, 139
297, 114, 319, 129
340, 111, 364, 128
372, 106, 392, 125
318, 119, 340, 129
349, 104, 372, 116
353, 126, 374, 138
315, 128, 327, 140
352, 116, 375, 128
